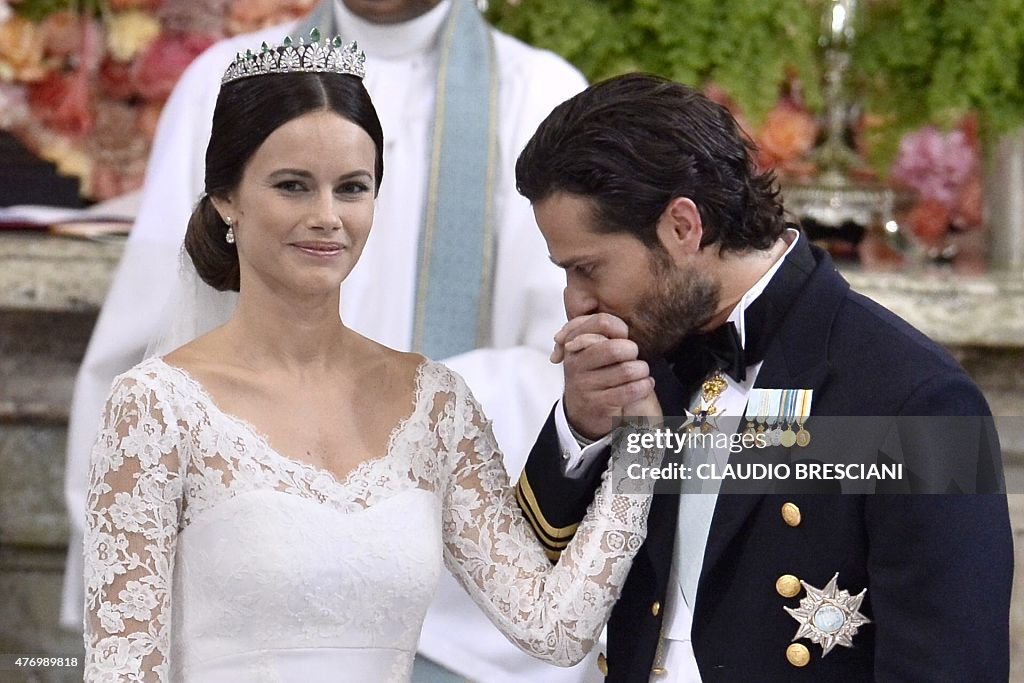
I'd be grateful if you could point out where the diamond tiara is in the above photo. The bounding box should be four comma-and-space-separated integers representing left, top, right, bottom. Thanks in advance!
221, 28, 366, 85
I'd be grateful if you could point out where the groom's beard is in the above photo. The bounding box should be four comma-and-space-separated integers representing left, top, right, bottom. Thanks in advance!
627, 254, 719, 360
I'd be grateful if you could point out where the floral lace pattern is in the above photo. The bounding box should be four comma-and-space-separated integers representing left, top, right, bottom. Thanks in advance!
84, 357, 653, 681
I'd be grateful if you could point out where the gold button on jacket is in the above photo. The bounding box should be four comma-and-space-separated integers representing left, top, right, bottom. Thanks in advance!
786, 643, 810, 667
781, 502, 802, 527
597, 652, 608, 676
651, 600, 661, 617
776, 574, 802, 598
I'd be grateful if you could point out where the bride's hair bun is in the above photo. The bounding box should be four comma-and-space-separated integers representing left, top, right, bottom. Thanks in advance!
186, 196, 241, 292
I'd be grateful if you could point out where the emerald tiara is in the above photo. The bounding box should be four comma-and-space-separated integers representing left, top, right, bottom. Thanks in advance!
221, 28, 366, 85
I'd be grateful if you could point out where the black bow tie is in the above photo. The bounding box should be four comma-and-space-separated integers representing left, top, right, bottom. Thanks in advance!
662, 234, 818, 392
666, 322, 749, 389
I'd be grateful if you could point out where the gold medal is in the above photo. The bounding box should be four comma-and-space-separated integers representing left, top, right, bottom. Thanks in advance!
780, 389, 797, 447
795, 389, 813, 447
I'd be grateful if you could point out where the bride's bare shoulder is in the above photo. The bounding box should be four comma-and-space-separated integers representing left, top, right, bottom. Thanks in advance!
353, 335, 427, 387
161, 330, 228, 374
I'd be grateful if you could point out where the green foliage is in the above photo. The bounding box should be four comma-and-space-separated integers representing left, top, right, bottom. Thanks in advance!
490, 0, 1024, 170
488, 0, 823, 126
485, 1, 624, 79
710, 0, 823, 120
13, 0, 74, 22
852, 0, 1024, 167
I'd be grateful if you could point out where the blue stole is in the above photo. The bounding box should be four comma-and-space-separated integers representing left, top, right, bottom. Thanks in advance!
298, 0, 497, 359
295, 0, 333, 36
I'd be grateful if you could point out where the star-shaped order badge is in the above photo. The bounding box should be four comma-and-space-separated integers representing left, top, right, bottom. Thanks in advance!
683, 372, 728, 434
784, 573, 871, 657
682, 402, 724, 434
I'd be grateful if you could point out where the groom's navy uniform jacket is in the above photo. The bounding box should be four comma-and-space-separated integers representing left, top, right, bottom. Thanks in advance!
516, 239, 1012, 682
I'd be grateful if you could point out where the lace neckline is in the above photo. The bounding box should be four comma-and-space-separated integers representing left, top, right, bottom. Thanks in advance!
147, 356, 432, 495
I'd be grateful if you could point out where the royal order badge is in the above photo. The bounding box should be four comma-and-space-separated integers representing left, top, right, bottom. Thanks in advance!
683, 372, 728, 433
784, 573, 870, 657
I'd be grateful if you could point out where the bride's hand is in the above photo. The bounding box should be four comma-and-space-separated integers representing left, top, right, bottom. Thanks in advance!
557, 317, 659, 436
563, 339, 662, 419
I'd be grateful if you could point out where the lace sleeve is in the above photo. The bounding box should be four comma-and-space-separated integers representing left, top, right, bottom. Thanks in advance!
83, 372, 185, 683
437, 368, 655, 666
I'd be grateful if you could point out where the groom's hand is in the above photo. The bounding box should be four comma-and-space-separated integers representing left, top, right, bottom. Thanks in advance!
551, 313, 656, 440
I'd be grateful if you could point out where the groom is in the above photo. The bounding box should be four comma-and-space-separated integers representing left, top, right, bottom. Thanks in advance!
513, 73, 1012, 681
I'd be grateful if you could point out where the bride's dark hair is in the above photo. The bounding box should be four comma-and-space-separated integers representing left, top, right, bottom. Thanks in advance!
186, 72, 384, 292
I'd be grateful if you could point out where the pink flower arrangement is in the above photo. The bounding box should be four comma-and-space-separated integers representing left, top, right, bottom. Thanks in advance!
27, 71, 94, 136
131, 33, 217, 101
889, 120, 983, 248
890, 125, 977, 209
0, 1, 313, 201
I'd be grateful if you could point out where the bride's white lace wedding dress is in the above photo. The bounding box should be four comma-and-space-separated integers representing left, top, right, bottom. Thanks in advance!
84, 358, 652, 682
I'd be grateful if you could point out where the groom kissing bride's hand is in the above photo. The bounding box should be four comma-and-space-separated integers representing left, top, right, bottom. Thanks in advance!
551, 310, 662, 441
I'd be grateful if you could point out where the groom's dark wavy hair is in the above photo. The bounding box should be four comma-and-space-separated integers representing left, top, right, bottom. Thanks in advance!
186, 72, 384, 292
516, 73, 788, 253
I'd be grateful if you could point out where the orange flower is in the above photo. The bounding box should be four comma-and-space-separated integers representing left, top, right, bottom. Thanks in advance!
0, 15, 46, 82
756, 101, 818, 170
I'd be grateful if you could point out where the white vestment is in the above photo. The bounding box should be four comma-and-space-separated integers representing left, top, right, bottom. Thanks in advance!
63, 2, 594, 681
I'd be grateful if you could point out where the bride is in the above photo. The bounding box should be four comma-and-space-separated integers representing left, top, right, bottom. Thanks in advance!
83, 33, 660, 682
